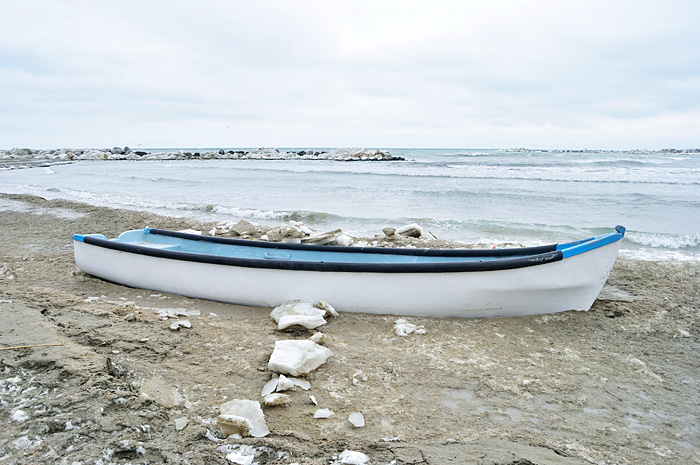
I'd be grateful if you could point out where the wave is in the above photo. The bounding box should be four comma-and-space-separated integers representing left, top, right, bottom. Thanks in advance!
626, 232, 700, 249
171, 162, 700, 186
211, 205, 333, 224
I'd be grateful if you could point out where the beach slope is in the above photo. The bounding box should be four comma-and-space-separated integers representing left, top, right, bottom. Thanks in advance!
1, 194, 698, 464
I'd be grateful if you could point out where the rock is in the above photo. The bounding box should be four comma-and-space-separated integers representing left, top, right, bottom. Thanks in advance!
262, 393, 291, 406
174, 417, 189, 431
383, 227, 397, 238
140, 376, 184, 408
9, 148, 33, 157
268, 340, 333, 376
348, 412, 365, 428
314, 408, 334, 419
218, 399, 269, 438
396, 223, 423, 238
229, 220, 258, 236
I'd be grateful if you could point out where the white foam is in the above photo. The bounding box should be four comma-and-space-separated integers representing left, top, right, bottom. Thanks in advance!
212, 205, 288, 220
627, 231, 700, 249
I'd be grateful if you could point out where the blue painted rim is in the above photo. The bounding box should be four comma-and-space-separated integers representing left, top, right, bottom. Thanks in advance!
74, 226, 623, 273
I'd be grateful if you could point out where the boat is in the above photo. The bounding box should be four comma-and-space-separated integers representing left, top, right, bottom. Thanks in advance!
72, 226, 625, 318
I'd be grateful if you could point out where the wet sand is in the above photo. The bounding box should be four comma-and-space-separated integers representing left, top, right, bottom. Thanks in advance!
0, 193, 698, 464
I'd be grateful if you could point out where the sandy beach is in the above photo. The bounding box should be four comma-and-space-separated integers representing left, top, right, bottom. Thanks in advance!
1, 193, 698, 464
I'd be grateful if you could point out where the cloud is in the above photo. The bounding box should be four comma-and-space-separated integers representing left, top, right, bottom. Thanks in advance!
1, 0, 699, 149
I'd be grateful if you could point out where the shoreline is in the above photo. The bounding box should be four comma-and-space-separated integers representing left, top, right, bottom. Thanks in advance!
0, 147, 406, 165
1, 193, 698, 464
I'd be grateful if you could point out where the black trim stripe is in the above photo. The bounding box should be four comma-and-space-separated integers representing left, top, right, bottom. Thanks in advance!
149, 228, 558, 257
82, 234, 563, 273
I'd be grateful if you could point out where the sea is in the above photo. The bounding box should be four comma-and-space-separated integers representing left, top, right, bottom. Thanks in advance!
1, 148, 699, 261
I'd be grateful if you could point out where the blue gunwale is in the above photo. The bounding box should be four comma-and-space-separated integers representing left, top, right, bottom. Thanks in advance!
73, 226, 624, 273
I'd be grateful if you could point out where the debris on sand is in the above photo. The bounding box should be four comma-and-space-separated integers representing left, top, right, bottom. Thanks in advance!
139, 376, 184, 409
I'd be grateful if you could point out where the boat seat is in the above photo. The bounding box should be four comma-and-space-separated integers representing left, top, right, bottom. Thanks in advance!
134, 241, 180, 250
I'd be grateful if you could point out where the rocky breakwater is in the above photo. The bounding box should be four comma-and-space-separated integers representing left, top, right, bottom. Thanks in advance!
0, 147, 405, 163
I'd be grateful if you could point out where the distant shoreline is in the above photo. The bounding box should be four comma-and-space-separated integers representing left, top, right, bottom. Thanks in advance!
0, 147, 406, 164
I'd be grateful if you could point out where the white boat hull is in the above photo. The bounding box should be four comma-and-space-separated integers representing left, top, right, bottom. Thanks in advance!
74, 238, 621, 318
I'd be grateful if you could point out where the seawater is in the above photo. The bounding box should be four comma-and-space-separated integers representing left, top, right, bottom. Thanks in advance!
1, 148, 699, 261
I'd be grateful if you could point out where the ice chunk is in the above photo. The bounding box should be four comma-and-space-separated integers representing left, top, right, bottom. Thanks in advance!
277, 314, 327, 330
310, 395, 318, 405
261, 376, 278, 397
226, 451, 254, 465
396, 223, 423, 238
205, 429, 225, 442
271, 301, 326, 323
289, 377, 311, 390
394, 318, 416, 336
218, 399, 269, 438
348, 412, 365, 428
314, 408, 334, 418
309, 332, 325, 344
316, 301, 339, 317
302, 229, 342, 245
332, 450, 370, 465
170, 319, 191, 330
174, 417, 189, 431
275, 374, 295, 392
11, 409, 29, 422
333, 234, 353, 246
262, 393, 291, 406
268, 340, 333, 376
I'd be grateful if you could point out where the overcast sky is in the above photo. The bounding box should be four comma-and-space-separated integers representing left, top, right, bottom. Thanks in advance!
1, 1, 698, 150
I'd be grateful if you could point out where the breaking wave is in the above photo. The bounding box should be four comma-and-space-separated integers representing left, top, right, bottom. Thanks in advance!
626, 232, 700, 250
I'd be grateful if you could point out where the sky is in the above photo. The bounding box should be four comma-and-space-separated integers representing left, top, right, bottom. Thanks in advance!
1, 1, 699, 150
